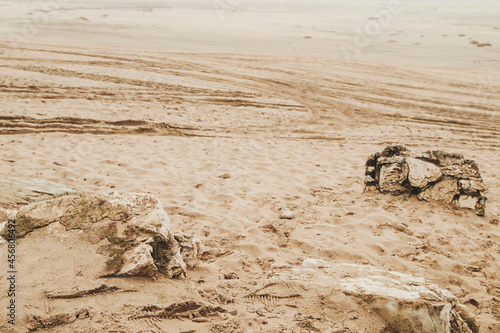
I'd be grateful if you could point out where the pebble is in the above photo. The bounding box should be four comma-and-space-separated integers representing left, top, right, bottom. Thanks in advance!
279, 208, 294, 219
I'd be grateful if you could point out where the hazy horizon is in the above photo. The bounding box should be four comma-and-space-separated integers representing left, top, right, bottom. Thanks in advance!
0, 0, 498, 72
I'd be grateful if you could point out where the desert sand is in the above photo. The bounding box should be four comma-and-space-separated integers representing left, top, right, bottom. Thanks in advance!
0, 0, 499, 332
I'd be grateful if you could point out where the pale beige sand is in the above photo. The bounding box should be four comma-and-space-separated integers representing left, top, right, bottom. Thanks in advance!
0, 1, 500, 332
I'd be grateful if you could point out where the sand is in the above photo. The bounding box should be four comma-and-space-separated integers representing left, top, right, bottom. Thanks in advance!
0, 0, 499, 332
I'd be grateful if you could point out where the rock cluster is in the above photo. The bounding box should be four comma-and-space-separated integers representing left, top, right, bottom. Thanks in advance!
1, 192, 201, 278
364, 144, 487, 216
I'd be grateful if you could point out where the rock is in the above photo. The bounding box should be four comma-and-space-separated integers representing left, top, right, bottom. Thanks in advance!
164, 252, 187, 278
458, 195, 478, 210
381, 143, 411, 157
224, 272, 239, 280
417, 150, 464, 167
417, 177, 459, 203
366, 152, 381, 166
174, 233, 202, 269
455, 304, 480, 333
0, 209, 16, 244
279, 208, 294, 219
475, 197, 486, 217
376, 156, 409, 195
1, 191, 199, 278
3, 192, 171, 239
363, 175, 376, 190
458, 179, 486, 196
117, 243, 158, 277
272, 261, 478, 333
0, 176, 82, 208
365, 145, 487, 216
406, 157, 442, 188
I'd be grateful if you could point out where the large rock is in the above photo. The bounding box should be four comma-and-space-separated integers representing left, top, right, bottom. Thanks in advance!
0, 176, 82, 208
406, 157, 442, 188
364, 144, 487, 216
1, 191, 200, 278
2, 192, 171, 239
272, 261, 478, 333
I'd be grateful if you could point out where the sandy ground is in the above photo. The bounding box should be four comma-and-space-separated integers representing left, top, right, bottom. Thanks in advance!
0, 1, 500, 332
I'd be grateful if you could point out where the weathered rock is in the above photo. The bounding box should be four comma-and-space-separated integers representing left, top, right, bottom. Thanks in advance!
164, 252, 187, 278
475, 197, 486, 217
381, 143, 411, 157
455, 304, 480, 333
0, 176, 82, 208
458, 195, 478, 210
117, 243, 158, 277
2, 192, 171, 239
366, 152, 381, 166
376, 156, 409, 195
458, 179, 486, 196
417, 177, 459, 203
406, 157, 442, 188
365, 145, 487, 216
417, 150, 465, 167
0, 209, 16, 244
1, 191, 199, 278
272, 261, 478, 333
175, 233, 202, 269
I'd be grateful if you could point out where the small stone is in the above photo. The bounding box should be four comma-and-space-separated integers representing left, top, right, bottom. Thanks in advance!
224, 272, 239, 280
279, 208, 294, 219
117, 243, 158, 277
174, 233, 202, 269
218, 173, 231, 179
475, 197, 486, 217
364, 175, 376, 185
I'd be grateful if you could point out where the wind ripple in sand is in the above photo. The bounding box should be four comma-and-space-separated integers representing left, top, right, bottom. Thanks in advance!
0, 45, 499, 148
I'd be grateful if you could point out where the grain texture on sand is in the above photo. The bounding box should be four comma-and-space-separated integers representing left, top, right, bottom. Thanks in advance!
0, 44, 499, 332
